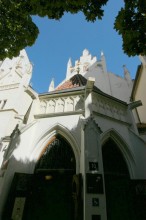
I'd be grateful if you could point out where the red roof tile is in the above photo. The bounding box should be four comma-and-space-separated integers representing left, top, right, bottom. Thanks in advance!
56, 74, 87, 91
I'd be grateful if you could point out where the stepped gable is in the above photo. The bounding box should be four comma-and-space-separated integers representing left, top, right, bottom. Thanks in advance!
55, 74, 87, 91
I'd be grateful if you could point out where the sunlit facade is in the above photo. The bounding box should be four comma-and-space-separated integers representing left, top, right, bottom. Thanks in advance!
0, 50, 146, 220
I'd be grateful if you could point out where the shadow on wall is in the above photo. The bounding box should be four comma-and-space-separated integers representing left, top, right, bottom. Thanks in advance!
0, 120, 83, 220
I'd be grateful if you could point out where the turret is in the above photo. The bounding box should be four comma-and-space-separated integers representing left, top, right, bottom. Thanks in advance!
66, 58, 72, 79
100, 51, 107, 73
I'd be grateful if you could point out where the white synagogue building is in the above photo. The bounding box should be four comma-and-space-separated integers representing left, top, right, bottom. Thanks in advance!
0, 49, 146, 220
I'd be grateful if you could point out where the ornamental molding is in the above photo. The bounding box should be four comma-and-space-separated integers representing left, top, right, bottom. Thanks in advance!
39, 95, 84, 115
0, 83, 19, 91
92, 93, 127, 123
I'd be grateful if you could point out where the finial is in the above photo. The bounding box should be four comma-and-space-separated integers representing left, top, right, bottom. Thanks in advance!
76, 60, 80, 74
48, 78, 54, 92
83, 49, 89, 56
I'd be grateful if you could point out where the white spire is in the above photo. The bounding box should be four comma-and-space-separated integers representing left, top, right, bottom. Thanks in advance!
48, 78, 54, 92
100, 50, 107, 73
66, 58, 72, 79
68, 58, 72, 67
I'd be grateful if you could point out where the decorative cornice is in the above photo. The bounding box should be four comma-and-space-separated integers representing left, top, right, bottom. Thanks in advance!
0, 83, 19, 90
34, 110, 84, 119
92, 93, 127, 123
38, 95, 84, 115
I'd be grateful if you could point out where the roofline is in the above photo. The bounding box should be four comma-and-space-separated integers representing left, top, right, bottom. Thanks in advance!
39, 86, 86, 97
39, 84, 127, 106
92, 87, 128, 105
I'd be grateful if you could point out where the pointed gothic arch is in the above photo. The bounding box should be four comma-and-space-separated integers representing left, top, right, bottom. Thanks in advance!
102, 138, 130, 177
30, 123, 80, 173
24, 130, 77, 220
101, 129, 135, 178
35, 134, 76, 172
101, 129, 140, 220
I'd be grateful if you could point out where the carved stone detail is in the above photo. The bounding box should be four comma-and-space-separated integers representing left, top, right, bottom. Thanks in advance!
39, 95, 84, 114
93, 94, 127, 122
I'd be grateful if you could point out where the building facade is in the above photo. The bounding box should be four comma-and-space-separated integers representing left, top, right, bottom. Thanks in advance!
131, 55, 146, 142
0, 50, 146, 220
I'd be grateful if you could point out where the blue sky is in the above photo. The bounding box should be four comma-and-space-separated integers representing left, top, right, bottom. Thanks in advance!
26, 0, 141, 93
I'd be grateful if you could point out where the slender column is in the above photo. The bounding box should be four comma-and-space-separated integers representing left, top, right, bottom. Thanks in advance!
82, 117, 107, 220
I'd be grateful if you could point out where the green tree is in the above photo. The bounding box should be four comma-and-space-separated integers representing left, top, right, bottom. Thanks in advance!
0, 0, 146, 60
114, 0, 146, 56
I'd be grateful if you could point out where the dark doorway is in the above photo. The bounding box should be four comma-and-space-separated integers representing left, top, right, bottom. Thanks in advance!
23, 135, 76, 220
3, 135, 77, 220
23, 171, 74, 220
102, 138, 135, 220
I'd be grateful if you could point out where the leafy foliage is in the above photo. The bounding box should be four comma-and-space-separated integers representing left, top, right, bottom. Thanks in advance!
0, 0, 146, 59
0, 0, 39, 59
114, 0, 146, 56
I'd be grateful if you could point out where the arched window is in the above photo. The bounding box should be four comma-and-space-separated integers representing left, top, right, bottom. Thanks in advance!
35, 134, 76, 172
102, 138, 132, 220
102, 138, 129, 177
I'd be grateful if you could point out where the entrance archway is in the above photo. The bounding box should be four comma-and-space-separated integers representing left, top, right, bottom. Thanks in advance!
102, 138, 134, 220
23, 134, 76, 220
35, 134, 76, 171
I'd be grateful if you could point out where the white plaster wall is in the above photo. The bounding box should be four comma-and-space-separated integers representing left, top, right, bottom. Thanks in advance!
14, 90, 32, 115
0, 88, 19, 108
128, 129, 146, 178
0, 87, 32, 113
84, 68, 133, 103
84, 65, 111, 95
0, 88, 33, 138
7, 114, 82, 172
64, 49, 133, 103
134, 67, 146, 123
27, 98, 40, 123
109, 72, 132, 102
0, 110, 18, 138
